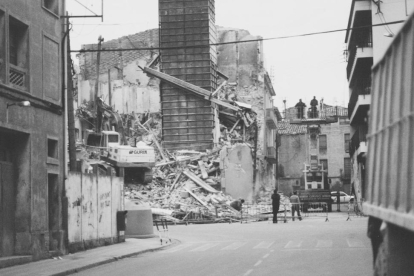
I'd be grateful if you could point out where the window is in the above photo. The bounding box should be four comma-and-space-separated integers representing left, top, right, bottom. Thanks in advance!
344, 158, 351, 179
48, 139, 58, 159
320, 159, 328, 171
9, 16, 28, 89
344, 133, 350, 153
319, 135, 327, 151
43, 0, 59, 15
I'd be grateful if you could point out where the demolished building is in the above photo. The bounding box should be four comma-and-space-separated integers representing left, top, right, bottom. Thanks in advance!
73, 1, 279, 212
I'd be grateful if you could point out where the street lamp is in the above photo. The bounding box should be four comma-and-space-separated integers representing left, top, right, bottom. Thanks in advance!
6, 101, 31, 123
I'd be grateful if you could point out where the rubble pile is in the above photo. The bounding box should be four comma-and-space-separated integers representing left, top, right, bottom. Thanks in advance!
125, 147, 246, 223
75, 81, 278, 222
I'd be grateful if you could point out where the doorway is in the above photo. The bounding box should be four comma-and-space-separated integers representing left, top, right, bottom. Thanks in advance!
0, 160, 15, 257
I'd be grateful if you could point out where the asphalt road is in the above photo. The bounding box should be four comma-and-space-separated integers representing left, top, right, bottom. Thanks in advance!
73, 213, 372, 276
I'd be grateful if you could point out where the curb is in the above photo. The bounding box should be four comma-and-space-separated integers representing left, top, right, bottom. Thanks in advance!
50, 239, 180, 276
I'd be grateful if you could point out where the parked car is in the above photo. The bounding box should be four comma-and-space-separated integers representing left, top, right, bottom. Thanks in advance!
331, 191, 354, 203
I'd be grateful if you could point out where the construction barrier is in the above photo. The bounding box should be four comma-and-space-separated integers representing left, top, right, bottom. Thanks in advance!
346, 199, 366, 221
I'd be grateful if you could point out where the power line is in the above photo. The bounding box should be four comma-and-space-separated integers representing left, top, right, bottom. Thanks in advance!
70, 20, 405, 53
74, 0, 98, 16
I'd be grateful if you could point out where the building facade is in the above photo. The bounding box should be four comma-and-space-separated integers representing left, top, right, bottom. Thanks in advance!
345, 0, 414, 202
277, 105, 350, 196
0, 0, 66, 259
263, 73, 280, 191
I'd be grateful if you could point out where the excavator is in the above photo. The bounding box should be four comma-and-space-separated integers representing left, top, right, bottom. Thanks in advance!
84, 97, 155, 184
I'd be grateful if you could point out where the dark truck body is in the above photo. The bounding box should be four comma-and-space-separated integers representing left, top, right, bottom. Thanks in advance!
365, 12, 414, 275
297, 190, 332, 212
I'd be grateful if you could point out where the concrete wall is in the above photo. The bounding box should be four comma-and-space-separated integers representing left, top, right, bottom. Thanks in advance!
279, 135, 308, 178
65, 169, 124, 253
220, 144, 254, 202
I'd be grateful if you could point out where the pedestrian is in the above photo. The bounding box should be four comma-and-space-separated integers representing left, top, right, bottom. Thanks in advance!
271, 190, 281, 223
290, 191, 302, 221
230, 198, 244, 212
336, 191, 341, 212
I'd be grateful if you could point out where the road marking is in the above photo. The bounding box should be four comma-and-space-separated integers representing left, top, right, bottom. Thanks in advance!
254, 241, 274, 249
221, 242, 247, 250
284, 241, 302, 249
263, 253, 270, 259
162, 244, 194, 253
190, 243, 218, 252
316, 240, 332, 248
346, 238, 365, 248
243, 269, 253, 276
254, 260, 262, 267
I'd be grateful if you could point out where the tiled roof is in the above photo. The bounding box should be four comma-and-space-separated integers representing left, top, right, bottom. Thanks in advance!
277, 121, 307, 135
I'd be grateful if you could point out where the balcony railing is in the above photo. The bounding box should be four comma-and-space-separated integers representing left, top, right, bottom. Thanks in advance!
346, 28, 373, 79
265, 108, 277, 129
348, 78, 371, 117
9, 64, 27, 89
349, 125, 368, 157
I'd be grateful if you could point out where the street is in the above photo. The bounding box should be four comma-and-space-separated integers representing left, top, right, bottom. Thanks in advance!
74, 213, 372, 276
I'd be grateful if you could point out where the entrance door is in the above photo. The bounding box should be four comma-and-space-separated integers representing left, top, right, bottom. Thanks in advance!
0, 162, 15, 257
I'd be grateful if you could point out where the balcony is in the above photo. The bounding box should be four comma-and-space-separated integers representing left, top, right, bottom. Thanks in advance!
349, 126, 367, 158
346, 9, 373, 83
265, 108, 277, 129
346, 46, 373, 83
348, 78, 371, 124
265, 146, 277, 164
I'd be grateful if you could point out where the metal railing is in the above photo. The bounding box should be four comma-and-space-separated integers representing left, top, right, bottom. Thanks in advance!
346, 199, 366, 221
348, 78, 371, 116
9, 64, 27, 88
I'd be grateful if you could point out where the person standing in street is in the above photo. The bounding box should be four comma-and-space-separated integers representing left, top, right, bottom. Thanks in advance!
271, 190, 281, 223
290, 191, 302, 221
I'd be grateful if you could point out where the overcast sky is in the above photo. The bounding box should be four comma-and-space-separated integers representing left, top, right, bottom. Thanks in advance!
67, 0, 353, 110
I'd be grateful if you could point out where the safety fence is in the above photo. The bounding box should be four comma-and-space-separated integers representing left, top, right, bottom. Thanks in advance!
155, 202, 332, 225
346, 200, 366, 221
237, 202, 330, 223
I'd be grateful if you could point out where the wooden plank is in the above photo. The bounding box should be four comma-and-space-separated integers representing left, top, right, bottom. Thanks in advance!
184, 187, 211, 209
143, 67, 239, 111
170, 171, 183, 192
198, 160, 208, 179
183, 169, 218, 193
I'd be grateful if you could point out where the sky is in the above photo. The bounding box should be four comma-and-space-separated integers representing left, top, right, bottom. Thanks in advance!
67, 0, 353, 111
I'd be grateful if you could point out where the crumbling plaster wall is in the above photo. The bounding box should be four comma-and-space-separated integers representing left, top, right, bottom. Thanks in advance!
217, 27, 263, 87
220, 143, 254, 202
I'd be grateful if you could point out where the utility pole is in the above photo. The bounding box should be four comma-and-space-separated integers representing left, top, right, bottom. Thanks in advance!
66, 17, 77, 171
95, 35, 104, 132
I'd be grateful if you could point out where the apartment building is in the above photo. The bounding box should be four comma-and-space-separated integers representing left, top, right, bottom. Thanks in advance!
263, 73, 281, 189
0, 0, 66, 260
277, 105, 350, 195
345, 0, 414, 202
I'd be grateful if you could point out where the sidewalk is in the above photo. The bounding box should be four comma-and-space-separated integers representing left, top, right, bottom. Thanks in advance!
0, 238, 177, 276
